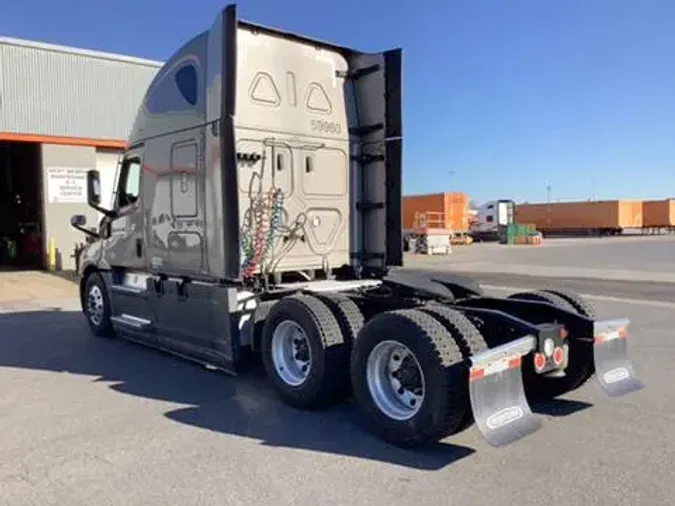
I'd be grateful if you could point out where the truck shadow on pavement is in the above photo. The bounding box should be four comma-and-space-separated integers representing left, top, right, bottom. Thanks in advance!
0, 308, 591, 470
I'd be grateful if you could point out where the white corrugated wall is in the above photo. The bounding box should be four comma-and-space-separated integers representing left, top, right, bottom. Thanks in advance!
0, 38, 162, 141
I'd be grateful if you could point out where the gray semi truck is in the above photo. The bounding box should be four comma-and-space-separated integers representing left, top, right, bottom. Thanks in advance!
70, 4, 643, 448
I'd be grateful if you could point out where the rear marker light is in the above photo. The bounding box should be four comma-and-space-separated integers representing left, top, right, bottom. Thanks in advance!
534, 352, 546, 371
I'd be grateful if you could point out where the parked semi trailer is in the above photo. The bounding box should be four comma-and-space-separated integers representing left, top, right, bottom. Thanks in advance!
69, 4, 643, 449
642, 199, 675, 232
515, 200, 643, 237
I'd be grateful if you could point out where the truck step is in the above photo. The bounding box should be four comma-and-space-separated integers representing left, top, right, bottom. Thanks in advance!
112, 285, 144, 295
111, 314, 154, 331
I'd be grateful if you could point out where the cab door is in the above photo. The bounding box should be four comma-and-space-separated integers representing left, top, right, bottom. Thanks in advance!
102, 149, 155, 334
104, 152, 144, 270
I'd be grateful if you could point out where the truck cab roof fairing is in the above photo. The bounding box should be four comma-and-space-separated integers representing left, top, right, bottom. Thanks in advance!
128, 32, 208, 145
127, 4, 369, 149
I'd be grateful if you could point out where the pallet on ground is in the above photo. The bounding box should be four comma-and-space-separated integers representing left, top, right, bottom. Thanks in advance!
414, 231, 452, 255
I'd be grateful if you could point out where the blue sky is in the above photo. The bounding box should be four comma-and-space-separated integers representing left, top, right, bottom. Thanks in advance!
2, 0, 674, 204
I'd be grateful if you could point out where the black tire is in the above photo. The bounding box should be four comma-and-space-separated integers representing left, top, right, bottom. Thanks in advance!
541, 289, 596, 319
507, 290, 594, 398
350, 309, 467, 447
419, 304, 488, 430
420, 304, 488, 358
251, 300, 277, 352
83, 272, 115, 338
261, 294, 349, 409
507, 290, 577, 313
312, 292, 365, 345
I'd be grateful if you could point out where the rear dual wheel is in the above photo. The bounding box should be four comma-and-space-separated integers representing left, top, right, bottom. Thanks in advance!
507, 289, 596, 399
349, 308, 482, 447
260, 293, 363, 409
262, 295, 486, 447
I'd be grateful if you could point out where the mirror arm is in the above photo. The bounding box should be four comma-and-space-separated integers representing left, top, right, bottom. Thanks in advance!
72, 224, 99, 238
90, 203, 117, 218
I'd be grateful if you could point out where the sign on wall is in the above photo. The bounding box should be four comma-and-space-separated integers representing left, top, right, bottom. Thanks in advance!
47, 167, 88, 204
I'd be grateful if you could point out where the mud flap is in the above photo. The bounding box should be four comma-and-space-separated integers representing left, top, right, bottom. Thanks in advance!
593, 318, 644, 397
469, 336, 541, 447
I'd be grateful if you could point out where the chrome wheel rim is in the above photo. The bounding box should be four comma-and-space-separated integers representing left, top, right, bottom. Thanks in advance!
87, 285, 104, 326
366, 340, 425, 421
271, 320, 312, 386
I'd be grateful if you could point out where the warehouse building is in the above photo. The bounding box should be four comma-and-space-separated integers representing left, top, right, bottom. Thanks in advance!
0, 36, 163, 270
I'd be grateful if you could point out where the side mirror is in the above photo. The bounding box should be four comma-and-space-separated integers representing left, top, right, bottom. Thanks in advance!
87, 170, 101, 207
70, 213, 98, 238
85, 170, 116, 218
70, 214, 87, 227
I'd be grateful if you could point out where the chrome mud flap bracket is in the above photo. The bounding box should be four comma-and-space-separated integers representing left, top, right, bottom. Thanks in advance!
469, 336, 541, 447
593, 318, 644, 397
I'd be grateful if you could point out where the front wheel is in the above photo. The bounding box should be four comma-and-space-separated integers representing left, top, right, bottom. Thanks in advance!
83, 272, 115, 338
350, 309, 467, 447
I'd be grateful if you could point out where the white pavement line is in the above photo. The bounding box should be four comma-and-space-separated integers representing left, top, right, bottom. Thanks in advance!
482, 284, 675, 309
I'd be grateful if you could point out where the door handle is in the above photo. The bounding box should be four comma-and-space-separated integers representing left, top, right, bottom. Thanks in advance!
136, 238, 143, 258
153, 275, 165, 296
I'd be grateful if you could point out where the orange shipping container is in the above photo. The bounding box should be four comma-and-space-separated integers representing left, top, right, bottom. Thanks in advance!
642, 199, 675, 227
403, 192, 470, 232
514, 200, 643, 230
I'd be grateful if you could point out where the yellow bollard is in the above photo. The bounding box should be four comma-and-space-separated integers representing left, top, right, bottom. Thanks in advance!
48, 238, 56, 271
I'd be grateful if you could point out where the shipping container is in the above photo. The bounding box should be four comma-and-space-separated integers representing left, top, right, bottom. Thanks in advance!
514, 200, 642, 234
403, 192, 470, 232
642, 199, 675, 227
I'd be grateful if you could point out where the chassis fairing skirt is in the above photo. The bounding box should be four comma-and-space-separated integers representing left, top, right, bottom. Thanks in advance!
469, 336, 541, 447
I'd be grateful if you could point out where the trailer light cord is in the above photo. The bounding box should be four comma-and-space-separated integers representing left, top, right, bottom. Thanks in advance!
239, 150, 306, 280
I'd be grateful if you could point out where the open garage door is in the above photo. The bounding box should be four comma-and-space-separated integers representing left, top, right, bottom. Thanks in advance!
0, 141, 45, 270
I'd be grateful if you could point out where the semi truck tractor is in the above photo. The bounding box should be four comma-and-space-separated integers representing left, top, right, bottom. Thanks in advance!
70, 4, 643, 448
469, 199, 515, 242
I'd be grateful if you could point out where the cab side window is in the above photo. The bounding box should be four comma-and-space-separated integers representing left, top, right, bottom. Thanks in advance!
117, 157, 142, 209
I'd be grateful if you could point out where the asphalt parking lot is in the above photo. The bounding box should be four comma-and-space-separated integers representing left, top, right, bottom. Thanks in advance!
0, 237, 673, 506
409, 234, 675, 282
